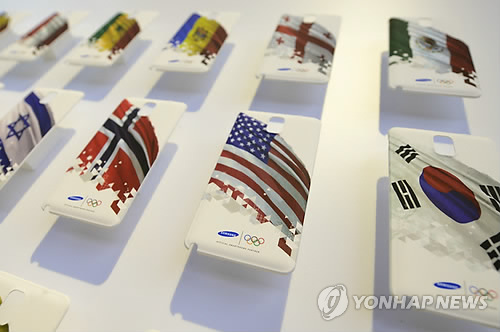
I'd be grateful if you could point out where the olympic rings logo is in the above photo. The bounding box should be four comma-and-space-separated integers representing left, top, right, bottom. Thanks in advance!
87, 198, 102, 208
244, 234, 265, 246
469, 285, 498, 301
436, 79, 454, 85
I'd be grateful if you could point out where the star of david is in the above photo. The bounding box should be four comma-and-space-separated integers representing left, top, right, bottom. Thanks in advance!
6, 113, 30, 140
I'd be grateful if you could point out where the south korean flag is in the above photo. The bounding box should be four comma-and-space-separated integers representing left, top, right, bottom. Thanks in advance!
389, 129, 500, 272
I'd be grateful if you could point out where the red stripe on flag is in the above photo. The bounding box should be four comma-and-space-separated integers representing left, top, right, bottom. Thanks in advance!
132, 116, 159, 167
446, 34, 476, 83
202, 24, 227, 56
215, 163, 293, 229
23, 13, 59, 38
69, 131, 109, 172
113, 99, 134, 119
276, 25, 335, 56
221, 149, 305, 223
270, 147, 310, 189
268, 158, 308, 200
272, 138, 311, 186
278, 237, 292, 256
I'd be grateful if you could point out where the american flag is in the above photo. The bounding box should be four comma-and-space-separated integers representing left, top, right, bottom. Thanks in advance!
209, 113, 311, 256
68, 99, 158, 215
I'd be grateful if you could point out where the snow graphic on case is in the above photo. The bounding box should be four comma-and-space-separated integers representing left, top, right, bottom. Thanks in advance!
258, 14, 340, 84
0, 271, 69, 331
389, 18, 480, 97
43, 98, 186, 227
151, 12, 238, 73
0, 13, 68, 61
186, 111, 321, 273
0, 89, 83, 191
66, 11, 157, 67
389, 128, 500, 328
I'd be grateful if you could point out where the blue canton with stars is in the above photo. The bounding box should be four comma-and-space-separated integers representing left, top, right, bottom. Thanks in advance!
226, 113, 277, 163
6, 114, 30, 140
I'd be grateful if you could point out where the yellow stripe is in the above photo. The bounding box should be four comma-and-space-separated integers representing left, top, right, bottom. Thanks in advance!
179, 16, 220, 55
96, 14, 136, 51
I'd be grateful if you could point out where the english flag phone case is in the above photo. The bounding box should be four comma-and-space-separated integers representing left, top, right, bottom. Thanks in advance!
66, 11, 157, 67
42, 98, 186, 227
389, 128, 500, 328
186, 111, 321, 273
0, 271, 69, 331
151, 11, 239, 73
0, 89, 83, 191
258, 14, 340, 84
0, 12, 87, 62
388, 18, 480, 98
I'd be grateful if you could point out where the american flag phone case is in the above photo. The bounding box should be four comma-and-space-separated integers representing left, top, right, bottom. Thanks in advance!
389, 128, 500, 327
258, 14, 340, 84
388, 18, 480, 98
186, 111, 321, 273
0, 271, 69, 331
66, 11, 157, 67
0, 12, 87, 62
0, 89, 83, 191
151, 11, 239, 73
42, 98, 186, 227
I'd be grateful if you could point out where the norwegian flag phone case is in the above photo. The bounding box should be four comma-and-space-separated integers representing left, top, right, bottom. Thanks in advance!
42, 98, 186, 227
66, 11, 157, 67
0, 89, 83, 191
0, 271, 69, 331
389, 128, 500, 327
258, 14, 340, 84
388, 18, 480, 97
151, 11, 239, 73
186, 111, 321, 273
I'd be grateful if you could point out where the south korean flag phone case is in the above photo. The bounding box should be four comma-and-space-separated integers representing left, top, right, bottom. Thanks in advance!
186, 111, 321, 273
389, 128, 500, 328
388, 18, 480, 97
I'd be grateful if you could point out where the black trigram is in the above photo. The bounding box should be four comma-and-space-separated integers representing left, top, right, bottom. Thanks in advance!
480, 185, 500, 213
392, 180, 421, 210
395, 144, 419, 163
480, 232, 500, 271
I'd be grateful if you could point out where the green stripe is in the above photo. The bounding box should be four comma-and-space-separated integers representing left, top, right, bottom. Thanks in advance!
389, 18, 412, 59
88, 12, 124, 42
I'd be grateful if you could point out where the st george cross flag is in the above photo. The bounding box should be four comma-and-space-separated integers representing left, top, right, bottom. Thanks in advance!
0, 12, 9, 33
0, 91, 54, 182
389, 18, 480, 97
20, 13, 68, 51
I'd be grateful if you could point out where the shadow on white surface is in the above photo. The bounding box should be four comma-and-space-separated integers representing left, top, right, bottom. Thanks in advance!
171, 246, 290, 332
146, 44, 234, 112
0, 36, 81, 92
30, 143, 177, 285
0, 127, 73, 224
250, 79, 328, 119
373, 177, 497, 332
379, 52, 470, 135
65, 39, 152, 101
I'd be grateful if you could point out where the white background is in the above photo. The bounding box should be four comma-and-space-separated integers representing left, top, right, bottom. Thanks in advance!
0, 0, 499, 331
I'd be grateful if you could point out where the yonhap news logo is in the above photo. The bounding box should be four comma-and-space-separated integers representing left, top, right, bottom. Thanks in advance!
317, 284, 491, 320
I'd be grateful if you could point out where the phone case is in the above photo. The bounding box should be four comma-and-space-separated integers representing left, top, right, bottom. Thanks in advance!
186, 111, 321, 273
258, 14, 340, 84
0, 89, 83, 191
0, 271, 69, 332
0, 12, 87, 62
388, 18, 480, 98
66, 11, 157, 67
151, 11, 239, 73
42, 98, 186, 227
389, 128, 500, 328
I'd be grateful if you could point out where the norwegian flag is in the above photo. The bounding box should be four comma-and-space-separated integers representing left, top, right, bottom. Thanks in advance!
209, 113, 311, 256
69, 99, 158, 214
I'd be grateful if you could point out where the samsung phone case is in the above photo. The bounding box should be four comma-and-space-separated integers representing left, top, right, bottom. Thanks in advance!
186, 111, 321, 273
66, 11, 157, 67
389, 128, 500, 328
151, 11, 239, 73
388, 18, 480, 98
0, 88, 83, 191
258, 14, 340, 84
0, 271, 69, 332
43, 98, 186, 227
0, 11, 87, 62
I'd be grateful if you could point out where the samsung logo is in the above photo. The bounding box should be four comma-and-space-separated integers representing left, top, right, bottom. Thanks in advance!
415, 78, 432, 82
218, 231, 239, 238
67, 196, 84, 201
278, 68, 291, 71
434, 282, 461, 290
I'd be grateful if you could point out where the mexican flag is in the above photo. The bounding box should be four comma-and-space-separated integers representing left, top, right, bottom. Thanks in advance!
389, 18, 477, 87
